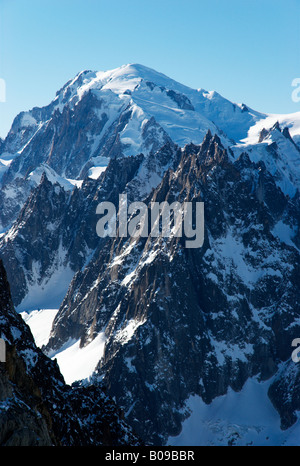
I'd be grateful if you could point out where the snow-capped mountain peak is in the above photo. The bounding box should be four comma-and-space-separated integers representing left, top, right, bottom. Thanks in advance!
1, 63, 300, 446
50, 63, 266, 144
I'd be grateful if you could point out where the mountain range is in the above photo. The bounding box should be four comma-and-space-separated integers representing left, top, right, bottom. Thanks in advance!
1, 64, 300, 445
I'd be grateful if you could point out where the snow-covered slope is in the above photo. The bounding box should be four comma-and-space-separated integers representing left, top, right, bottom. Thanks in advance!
233, 123, 300, 197
1, 63, 300, 231
41, 134, 300, 445
1, 63, 300, 446
168, 376, 300, 446
242, 111, 300, 147
0, 259, 140, 446
50, 63, 260, 146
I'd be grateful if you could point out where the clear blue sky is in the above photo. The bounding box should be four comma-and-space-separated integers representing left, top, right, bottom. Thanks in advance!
0, 0, 299, 138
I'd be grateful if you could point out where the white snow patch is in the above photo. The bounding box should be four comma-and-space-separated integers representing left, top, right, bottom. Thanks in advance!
88, 166, 107, 179
121, 269, 137, 287
51, 332, 106, 385
209, 229, 261, 288
27, 165, 75, 191
110, 242, 136, 267
0, 158, 13, 167
21, 308, 59, 347
209, 337, 254, 366
242, 112, 300, 145
272, 221, 297, 248
21, 113, 37, 127
115, 318, 146, 345
66, 178, 83, 188
168, 376, 300, 446
16, 262, 75, 313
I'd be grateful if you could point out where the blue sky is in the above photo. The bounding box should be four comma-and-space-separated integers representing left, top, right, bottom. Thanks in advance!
0, 0, 299, 138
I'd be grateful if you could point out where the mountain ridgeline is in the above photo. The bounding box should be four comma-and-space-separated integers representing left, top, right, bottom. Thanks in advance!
0, 64, 300, 445
0, 259, 140, 445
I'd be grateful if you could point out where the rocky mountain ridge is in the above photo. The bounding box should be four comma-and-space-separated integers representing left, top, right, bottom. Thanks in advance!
1, 64, 300, 445
0, 259, 140, 445
40, 132, 300, 444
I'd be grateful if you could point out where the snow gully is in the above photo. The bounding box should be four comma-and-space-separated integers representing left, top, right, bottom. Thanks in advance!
96, 194, 204, 249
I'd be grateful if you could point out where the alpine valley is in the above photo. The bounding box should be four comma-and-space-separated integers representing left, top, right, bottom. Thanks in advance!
1, 64, 300, 445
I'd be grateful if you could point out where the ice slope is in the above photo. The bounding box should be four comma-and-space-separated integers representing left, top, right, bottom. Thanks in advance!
51, 63, 263, 145
2, 63, 300, 200
48, 333, 106, 385
233, 122, 300, 196
10, 72, 300, 443
168, 377, 300, 446
52, 63, 300, 145
16, 261, 75, 313
0, 64, 259, 163
242, 112, 300, 146
2, 63, 300, 163
23, 307, 106, 385
21, 308, 59, 347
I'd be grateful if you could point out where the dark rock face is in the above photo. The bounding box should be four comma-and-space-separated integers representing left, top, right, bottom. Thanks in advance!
43, 133, 300, 445
0, 155, 144, 307
0, 260, 54, 445
0, 64, 300, 446
144, 82, 195, 111
0, 70, 174, 232
0, 344, 55, 446
2, 91, 112, 183
0, 259, 140, 446
0, 142, 179, 310
1, 63, 263, 233
268, 360, 300, 430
